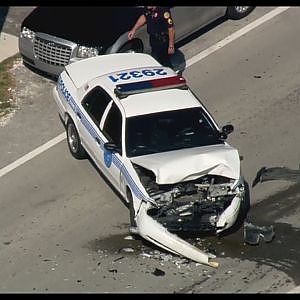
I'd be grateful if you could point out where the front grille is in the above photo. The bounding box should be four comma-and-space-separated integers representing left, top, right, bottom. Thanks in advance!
33, 36, 72, 66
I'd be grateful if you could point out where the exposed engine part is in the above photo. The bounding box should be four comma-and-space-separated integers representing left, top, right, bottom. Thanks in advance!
133, 163, 245, 232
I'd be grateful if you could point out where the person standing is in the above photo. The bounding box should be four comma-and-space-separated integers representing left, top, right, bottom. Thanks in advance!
128, 6, 175, 68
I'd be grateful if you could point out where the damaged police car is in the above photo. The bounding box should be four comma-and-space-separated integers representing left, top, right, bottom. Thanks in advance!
53, 53, 248, 267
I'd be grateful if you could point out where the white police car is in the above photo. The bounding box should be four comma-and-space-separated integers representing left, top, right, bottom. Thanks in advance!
53, 53, 248, 267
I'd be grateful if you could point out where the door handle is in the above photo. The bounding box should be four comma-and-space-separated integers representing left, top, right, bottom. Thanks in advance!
95, 137, 101, 144
76, 112, 82, 119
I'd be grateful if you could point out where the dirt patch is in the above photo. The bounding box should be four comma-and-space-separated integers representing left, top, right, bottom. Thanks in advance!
0, 54, 21, 126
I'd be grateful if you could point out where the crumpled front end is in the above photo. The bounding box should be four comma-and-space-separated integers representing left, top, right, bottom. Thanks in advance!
129, 146, 245, 267
135, 164, 245, 233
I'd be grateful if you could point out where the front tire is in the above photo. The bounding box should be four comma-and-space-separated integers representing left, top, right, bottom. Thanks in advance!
231, 181, 251, 230
126, 189, 137, 227
66, 119, 87, 159
226, 6, 254, 20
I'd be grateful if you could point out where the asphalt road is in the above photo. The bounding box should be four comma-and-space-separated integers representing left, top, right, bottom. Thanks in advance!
1, 6, 300, 293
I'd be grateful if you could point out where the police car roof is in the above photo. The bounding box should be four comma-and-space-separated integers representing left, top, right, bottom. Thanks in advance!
120, 88, 202, 117
65, 53, 203, 117
65, 53, 161, 88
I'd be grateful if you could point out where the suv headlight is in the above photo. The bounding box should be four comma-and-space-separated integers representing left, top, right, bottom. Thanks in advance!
20, 26, 35, 42
77, 46, 99, 58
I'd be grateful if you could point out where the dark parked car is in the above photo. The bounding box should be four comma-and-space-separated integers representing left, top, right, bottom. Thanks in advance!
19, 6, 254, 77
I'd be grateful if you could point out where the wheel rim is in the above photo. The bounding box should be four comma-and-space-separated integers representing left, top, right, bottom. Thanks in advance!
124, 49, 136, 53
67, 123, 78, 153
120, 40, 143, 54
234, 6, 249, 13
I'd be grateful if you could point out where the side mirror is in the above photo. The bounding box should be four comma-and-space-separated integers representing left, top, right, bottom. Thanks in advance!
218, 124, 234, 140
104, 142, 121, 153
222, 124, 234, 135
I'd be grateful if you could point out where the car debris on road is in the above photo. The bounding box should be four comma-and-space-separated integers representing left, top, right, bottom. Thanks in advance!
246, 164, 300, 246
244, 222, 275, 245
252, 165, 300, 187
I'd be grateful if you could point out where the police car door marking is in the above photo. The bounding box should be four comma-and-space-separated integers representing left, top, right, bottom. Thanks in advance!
58, 76, 153, 203
108, 68, 168, 83
104, 148, 113, 168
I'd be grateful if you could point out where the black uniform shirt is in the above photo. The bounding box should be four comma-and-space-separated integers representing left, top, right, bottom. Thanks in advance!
143, 7, 174, 35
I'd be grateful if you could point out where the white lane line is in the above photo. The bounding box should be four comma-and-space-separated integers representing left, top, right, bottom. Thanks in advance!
0, 132, 66, 178
0, 7, 290, 179
185, 6, 290, 68
288, 285, 300, 293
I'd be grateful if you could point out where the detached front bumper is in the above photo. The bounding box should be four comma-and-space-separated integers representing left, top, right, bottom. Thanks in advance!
130, 188, 245, 267
132, 189, 244, 267
136, 203, 219, 268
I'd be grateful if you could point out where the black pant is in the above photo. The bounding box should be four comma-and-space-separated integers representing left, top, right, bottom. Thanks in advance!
149, 33, 173, 68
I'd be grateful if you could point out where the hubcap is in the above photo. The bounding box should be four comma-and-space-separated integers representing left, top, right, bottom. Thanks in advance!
125, 49, 136, 53
235, 6, 249, 13
67, 123, 78, 153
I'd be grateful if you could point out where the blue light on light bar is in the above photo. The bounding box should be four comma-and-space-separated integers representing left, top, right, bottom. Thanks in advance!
114, 75, 187, 98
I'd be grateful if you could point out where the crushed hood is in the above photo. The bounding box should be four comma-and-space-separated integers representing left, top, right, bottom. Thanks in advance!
131, 144, 240, 184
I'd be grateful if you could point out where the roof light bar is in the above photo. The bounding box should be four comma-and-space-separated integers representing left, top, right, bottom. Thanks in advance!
114, 75, 187, 99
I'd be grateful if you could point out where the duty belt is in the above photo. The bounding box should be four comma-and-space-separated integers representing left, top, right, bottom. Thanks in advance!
151, 32, 169, 42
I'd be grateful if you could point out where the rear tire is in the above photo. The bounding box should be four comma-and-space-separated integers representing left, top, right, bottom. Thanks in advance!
226, 6, 254, 20
66, 119, 87, 159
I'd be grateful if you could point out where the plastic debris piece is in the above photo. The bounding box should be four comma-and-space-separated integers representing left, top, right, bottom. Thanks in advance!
113, 256, 124, 262
244, 222, 275, 245
140, 252, 152, 258
124, 235, 134, 240
108, 269, 118, 273
120, 247, 135, 253
152, 268, 165, 276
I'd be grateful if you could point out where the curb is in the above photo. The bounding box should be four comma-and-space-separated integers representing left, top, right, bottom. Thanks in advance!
0, 32, 19, 63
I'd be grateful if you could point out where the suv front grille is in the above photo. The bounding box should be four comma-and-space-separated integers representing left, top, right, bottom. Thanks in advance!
33, 36, 72, 66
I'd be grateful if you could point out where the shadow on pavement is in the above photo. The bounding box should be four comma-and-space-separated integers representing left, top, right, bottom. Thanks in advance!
171, 16, 227, 73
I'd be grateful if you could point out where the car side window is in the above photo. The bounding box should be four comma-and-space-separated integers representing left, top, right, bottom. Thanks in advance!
103, 102, 122, 150
81, 86, 111, 127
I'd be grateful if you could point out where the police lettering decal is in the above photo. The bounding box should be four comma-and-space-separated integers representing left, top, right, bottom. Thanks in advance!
104, 148, 112, 168
108, 68, 168, 83
57, 77, 77, 112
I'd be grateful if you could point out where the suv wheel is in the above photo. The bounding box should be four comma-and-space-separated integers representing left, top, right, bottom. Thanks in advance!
119, 39, 144, 53
226, 6, 254, 20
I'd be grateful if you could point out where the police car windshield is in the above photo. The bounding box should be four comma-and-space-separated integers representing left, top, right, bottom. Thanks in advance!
126, 107, 222, 157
